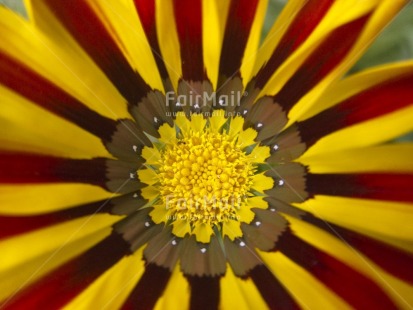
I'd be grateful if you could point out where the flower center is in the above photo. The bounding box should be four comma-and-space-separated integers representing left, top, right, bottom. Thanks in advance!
158, 129, 255, 227
139, 111, 274, 243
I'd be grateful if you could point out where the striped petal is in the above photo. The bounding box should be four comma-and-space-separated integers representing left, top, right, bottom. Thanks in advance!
2, 231, 130, 309
30, 0, 152, 104
1, 5, 129, 119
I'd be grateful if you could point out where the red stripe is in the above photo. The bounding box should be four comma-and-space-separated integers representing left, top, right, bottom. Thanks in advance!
173, 0, 205, 81
255, 0, 334, 88
187, 276, 220, 310
44, 0, 150, 103
1, 233, 131, 309
249, 265, 300, 309
121, 264, 171, 310
302, 214, 413, 284
297, 74, 413, 147
0, 52, 117, 141
274, 14, 370, 112
0, 152, 107, 187
219, 0, 260, 78
306, 173, 413, 203
277, 230, 398, 309
133, 0, 169, 80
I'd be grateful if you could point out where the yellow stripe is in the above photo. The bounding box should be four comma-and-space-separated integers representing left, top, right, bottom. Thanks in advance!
0, 217, 119, 301
0, 85, 112, 159
282, 214, 413, 309
154, 265, 189, 310
0, 184, 114, 215
220, 266, 268, 310
292, 197, 413, 252
202, 0, 230, 90
240, 0, 269, 84
287, 0, 408, 124
6, 4, 129, 120
299, 144, 413, 173
259, 251, 352, 310
298, 60, 413, 121
156, 0, 182, 91
257, 0, 381, 100
303, 105, 413, 156
63, 247, 145, 310
251, 0, 307, 78
87, 0, 164, 92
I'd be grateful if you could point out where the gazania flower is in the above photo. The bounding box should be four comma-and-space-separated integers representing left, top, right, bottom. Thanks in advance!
1, 0, 412, 308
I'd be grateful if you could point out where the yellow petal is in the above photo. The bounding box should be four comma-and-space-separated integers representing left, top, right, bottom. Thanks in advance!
298, 60, 413, 121
193, 222, 214, 243
247, 196, 268, 209
86, 0, 164, 91
158, 123, 177, 145
191, 113, 207, 133
202, 0, 230, 90
63, 247, 145, 310
138, 168, 158, 186
283, 214, 413, 309
0, 184, 113, 215
155, 0, 181, 91
0, 85, 111, 159
259, 251, 352, 309
223, 219, 242, 240
154, 265, 190, 310
175, 112, 191, 137
249, 145, 271, 163
0, 216, 119, 301
150, 205, 169, 224
209, 110, 227, 132
240, 0, 269, 83
292, 196, 413, 252
141, 186, 159, 201
252, 173, 274, 193
304, 105, 413, 157
229, 116, 245, 140
287, 0, 408, 124
220, 266, 268, 310
238, 128, 257, 148
251, 0, 307, 78
258, 0, 380, 100
237, 205, 255, 224
299, 144, 413, 173
4, 4, 129, 120
141, 146, 162, 165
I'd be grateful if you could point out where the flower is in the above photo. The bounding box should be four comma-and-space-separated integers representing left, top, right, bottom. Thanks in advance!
0, 0, 412, 308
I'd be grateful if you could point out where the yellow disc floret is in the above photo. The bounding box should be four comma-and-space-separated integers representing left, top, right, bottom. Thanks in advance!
158, 129, 255, 228
139, 111, 273, 243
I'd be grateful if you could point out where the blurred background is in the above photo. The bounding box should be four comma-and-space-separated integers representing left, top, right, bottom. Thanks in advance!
1, 0, 412, 140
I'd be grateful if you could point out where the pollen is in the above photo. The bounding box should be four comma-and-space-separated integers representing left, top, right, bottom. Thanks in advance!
157, 129, 255, 229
